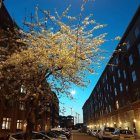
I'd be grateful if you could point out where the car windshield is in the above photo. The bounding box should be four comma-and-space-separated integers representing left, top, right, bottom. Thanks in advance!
105, 127, 115, 132
12, 132, 51, 140
12, 133, 24, 139
32, 132, 51, 140
120, 130, 133, 135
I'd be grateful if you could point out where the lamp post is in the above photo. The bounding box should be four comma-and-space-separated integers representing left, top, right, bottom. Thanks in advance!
133, 119, 137, 133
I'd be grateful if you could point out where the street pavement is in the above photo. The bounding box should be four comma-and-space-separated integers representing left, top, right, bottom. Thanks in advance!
70, 130, 98, 140
70, 130, 140, 140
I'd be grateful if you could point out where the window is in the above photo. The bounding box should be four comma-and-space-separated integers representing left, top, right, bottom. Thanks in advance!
126, 41, 130, 49
107, 84, 108, 90
132, 70, 137, 82
109, 105, 112, 112
2, 118, 11, 129
103, 78, 105, 83
135, 27, 140, 38
21, 85, 26, 94
110, 86, 112, 92
19, 102, 25, 110
112, 65, 114, 71
17, 120, 23, 129
118, 69, 121, 78
126, 85, 128, 91
129, 54, 133, 65
106, 74, 108, 80
138, 43, 140, 55
113, 76, 115, 83
116, 58, 119, 64
106, 107, 108, 114
114, 88, 117, 96
120, 83, 123, 92
105, 97, 107, 103
116, 100, 119, 109
123, 70, 126, 79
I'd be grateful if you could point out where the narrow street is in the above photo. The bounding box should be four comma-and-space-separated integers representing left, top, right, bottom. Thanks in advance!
70, 130, 98, 140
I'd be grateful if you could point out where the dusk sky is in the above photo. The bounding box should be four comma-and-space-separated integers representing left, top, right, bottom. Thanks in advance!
4, 0, 140, 123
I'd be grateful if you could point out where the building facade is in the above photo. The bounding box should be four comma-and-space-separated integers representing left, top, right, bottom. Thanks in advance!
59, 115, 74, 128
0, 2, 59, 138
83, 6, 140, 134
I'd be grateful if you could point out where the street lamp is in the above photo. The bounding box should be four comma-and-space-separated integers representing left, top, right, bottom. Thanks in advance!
133, 119, 137, 133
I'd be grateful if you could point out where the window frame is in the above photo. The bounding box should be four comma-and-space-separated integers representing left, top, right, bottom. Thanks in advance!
2, 117, 11, 129
129, 54, 133, 65
132, 70, 137, 82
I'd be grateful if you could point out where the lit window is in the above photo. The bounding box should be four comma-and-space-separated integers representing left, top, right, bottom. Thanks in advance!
116, 100, 119, 109
135, 27, 140, 38
120, 83, 123, 92
138, 43, 140, 55
2, 118, 11, 129
21, 85, 26, 94
126, 41, 130, 49
17, 120, 23, 129
114, 88, 117, 96
129, 54, 133, 65
132, 71, 137, 82
123, 70, 126, 79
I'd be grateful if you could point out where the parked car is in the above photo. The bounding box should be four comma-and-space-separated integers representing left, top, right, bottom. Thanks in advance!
95, 129, 101, 137
7, 131, 56, 140
87, 129, 92, 135
91, 130, 97, 136
98, 127, 115, 140
51, 130, 67, 140
51, 128, 70, 139
40, 131, 67, 140
112, 129, 135, 140
91, 129, 101, 137
40, 131, 58, 138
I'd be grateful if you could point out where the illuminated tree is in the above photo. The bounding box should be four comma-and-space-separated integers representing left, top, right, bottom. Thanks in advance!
0, 1, 106, 139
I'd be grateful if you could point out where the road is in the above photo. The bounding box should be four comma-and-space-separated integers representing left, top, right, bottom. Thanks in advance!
70, 130, 98, 140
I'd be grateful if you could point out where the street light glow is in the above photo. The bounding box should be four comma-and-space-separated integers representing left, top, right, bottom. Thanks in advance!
71, 90, 76, 95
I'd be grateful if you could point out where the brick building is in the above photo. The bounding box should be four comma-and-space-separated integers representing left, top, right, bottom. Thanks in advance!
83, 6, 140, 134
0, 2, 59, 138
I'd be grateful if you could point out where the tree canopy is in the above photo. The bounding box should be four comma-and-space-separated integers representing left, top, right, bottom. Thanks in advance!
0, 2, 107, 100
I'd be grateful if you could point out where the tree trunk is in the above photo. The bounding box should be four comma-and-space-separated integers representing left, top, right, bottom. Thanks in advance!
25, 105, 36, 140
25, 121, 34, 140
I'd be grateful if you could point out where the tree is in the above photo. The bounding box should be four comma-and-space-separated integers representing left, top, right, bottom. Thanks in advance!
0, 1, 106, 139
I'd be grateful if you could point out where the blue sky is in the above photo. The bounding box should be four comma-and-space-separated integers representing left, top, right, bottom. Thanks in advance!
4, 0, 140, 123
